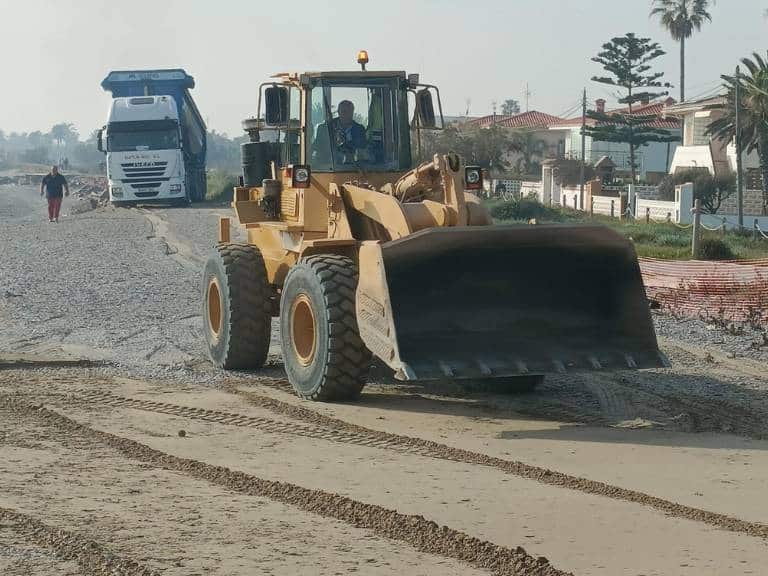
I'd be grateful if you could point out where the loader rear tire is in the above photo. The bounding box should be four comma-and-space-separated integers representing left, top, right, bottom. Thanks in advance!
202, 243, 271, 370
280, 255, 371, 402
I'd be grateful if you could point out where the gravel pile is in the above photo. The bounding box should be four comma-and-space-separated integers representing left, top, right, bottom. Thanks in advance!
653, 312, 768, 363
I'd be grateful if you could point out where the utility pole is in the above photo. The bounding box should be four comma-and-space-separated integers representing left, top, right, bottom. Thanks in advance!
579, 88, 587, 209
523, 83, 531, 112
735, 65, 744, 229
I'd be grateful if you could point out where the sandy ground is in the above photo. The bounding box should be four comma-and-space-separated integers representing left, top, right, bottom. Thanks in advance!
2, 182, 768, 575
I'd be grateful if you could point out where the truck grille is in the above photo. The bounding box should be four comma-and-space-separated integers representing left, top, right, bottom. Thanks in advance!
120, 161, 169, 186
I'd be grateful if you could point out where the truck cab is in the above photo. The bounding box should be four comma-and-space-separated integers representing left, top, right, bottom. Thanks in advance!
100, 95, 186, 204
98, 69, 207, 205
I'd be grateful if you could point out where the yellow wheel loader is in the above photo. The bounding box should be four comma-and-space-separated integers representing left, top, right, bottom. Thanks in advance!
202, 53, 667, 401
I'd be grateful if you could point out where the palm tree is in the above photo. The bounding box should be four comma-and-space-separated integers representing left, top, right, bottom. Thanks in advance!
707, 52, 768, 214
650, 0, 713, 102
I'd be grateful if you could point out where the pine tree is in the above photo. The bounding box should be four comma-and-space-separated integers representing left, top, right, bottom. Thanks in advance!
586, 33, 679, 183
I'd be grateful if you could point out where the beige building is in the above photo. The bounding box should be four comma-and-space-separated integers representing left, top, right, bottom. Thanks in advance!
664, 95, 761, 178
664, 95, 765, 215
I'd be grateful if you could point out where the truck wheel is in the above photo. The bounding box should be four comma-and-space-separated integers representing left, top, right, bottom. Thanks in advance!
202, 243, 271, 370
280, 255, 371, 401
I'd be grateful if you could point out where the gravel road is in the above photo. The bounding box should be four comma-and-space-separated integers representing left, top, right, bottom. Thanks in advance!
2, 180, 768, 426
3, 182, 768, 575
4, 182, 766, 370
0, 184, 213, 381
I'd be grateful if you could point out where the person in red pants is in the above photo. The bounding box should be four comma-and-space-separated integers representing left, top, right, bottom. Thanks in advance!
40, 165, 69, 222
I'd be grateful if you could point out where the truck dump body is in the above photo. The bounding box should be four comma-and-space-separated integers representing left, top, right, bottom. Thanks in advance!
360, 224, 667, 381
101, 69, 207, 201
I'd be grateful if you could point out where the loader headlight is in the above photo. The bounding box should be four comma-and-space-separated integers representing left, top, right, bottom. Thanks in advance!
465, 166, 482, 190
291, 165, 311, 189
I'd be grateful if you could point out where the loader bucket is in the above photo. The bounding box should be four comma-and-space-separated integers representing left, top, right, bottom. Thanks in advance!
356, 224, 668, 381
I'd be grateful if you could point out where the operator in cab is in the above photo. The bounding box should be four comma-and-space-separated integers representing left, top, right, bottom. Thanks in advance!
312, 100, 367, 166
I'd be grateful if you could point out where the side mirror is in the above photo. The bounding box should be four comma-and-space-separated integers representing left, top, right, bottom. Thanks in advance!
416, 89, 436, 129
96, 128, 104, 153
264, 86, 289, 126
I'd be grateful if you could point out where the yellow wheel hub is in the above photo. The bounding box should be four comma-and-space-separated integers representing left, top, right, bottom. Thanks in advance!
207, 278, 222, 339
291, 294, 317, 367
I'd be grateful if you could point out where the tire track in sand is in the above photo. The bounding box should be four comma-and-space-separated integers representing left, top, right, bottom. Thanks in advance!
0, 506, 160, 576
62, 387, 768, 542
2, 396, 570, 576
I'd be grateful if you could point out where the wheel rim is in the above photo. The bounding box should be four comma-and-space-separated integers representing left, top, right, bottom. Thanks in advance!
207, 278, 222, 338
291, 294, 317, 367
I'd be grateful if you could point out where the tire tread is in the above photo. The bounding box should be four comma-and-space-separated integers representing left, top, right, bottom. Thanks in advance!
206, 243, 271, 370
284, 254, 371, 401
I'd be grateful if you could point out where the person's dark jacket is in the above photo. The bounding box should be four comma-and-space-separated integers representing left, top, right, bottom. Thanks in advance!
41, 173, 68, 199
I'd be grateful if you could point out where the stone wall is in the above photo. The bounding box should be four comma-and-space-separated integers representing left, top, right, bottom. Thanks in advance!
719, 189, 765, 216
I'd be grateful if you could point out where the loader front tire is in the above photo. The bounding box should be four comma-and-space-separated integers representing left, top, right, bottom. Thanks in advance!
202, 243, 271, 370
280, 255, 371, 402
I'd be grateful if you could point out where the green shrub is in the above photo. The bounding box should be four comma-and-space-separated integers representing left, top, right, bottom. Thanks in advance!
489, 198, 563, 222
206, 170, 238, 202
654, 232, 689, 247
698, 238, 735, 260
628, 230, 657, 243
671, 169, 735, 214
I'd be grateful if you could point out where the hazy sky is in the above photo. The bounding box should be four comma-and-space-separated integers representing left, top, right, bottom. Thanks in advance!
1, 0, 766, 138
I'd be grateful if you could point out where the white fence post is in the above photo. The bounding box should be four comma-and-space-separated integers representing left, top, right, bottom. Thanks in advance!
692, 199, 702, 258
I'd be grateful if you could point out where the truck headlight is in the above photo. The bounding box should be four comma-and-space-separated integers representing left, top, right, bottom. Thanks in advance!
111, 186, 123, 197
291, 165, 311, 189
464, 166, 483, 191
170, 183, 182, 194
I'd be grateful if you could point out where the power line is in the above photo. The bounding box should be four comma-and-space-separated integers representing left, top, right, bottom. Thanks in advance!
685, 83, 725, 103
554, 98, 583, 120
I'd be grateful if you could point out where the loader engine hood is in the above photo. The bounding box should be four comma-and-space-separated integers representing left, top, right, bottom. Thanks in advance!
356, 224, 667, 381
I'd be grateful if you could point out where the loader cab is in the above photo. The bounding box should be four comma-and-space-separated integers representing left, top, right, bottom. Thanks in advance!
261, 70, 443, 174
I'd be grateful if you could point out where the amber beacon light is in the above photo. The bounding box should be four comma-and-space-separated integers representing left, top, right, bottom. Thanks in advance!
357, 50, 369, 70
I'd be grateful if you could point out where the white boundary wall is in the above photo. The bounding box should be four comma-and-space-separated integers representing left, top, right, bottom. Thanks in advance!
520, 181, 542, 198
636, 198, 677, 222
592, 195, 620, 217
635, 184, 694, 224
560, 187, 584, 210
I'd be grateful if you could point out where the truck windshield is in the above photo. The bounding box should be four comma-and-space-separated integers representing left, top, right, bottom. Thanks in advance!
107, 121, 180, 152
308, 77, 411, 172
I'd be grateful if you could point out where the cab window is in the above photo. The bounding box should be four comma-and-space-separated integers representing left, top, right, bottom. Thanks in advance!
307, 78, 409, 172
